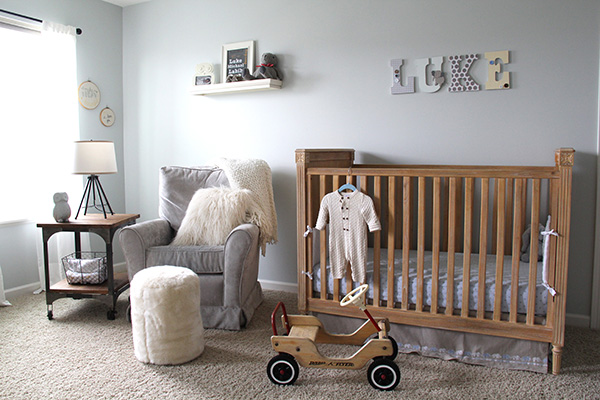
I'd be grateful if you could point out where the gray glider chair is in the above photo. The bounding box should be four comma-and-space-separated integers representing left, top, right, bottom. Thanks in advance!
119, 166, 263, 330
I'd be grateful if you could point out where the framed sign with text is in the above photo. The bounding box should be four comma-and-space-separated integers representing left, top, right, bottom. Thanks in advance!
221, 41, 254, 83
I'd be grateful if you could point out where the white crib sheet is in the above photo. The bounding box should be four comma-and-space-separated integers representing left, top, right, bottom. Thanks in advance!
312, 249, 548, 316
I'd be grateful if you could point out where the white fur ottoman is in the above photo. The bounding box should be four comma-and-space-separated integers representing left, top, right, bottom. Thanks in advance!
130, 265, 204, 365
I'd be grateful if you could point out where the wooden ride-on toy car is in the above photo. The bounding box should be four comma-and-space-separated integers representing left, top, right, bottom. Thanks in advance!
267, 284, 400, 391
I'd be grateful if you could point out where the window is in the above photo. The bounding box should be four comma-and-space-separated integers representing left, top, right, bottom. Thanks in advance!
0, 20, 80, 223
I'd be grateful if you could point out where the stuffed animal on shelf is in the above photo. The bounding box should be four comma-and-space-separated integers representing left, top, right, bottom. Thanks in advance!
53, 192, 71, 222
243, 53, 283, 81
520, 223, 544, 262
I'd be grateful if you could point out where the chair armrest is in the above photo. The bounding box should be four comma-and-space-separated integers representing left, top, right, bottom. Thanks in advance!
223, 223, 260, 307
118, 219, 173, 281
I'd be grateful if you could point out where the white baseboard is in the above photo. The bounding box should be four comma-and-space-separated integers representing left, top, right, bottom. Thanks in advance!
259, 279, 298, 293
5, 282, 41, 300
113, 261, 127, 274
566, 313, 590, 328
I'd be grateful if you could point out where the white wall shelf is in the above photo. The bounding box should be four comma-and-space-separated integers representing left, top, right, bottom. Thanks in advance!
190, 79, 282, 95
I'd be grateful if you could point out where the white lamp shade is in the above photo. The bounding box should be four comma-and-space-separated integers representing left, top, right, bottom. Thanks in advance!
73, 140, 118, 174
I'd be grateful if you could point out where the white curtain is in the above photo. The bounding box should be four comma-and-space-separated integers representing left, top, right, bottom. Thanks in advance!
0, 20, 87, 290
0, 265, 11, 306
35, 22, 91, 289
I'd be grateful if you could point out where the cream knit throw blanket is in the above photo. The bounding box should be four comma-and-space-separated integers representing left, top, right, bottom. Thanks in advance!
216, 158, 278, 255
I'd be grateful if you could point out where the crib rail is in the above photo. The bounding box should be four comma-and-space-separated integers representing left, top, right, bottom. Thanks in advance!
296, 148, 573, 373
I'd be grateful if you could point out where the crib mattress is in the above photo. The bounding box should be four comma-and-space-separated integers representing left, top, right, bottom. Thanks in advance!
312, 249, 548, 316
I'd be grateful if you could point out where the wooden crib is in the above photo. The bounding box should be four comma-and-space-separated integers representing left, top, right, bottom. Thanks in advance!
295, 148, 574, 374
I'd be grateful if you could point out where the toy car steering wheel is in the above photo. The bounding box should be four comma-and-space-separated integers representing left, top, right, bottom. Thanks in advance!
340, 284, 369, 309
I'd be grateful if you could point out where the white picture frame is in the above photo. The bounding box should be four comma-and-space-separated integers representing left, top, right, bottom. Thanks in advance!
194, 63, 215, 85
221, 41, 255, 83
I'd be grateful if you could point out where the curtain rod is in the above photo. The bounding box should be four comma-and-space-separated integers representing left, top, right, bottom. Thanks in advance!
0, 9, 82, 35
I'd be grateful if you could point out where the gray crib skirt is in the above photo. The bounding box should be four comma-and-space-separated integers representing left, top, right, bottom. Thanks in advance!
315, 312, 549, 373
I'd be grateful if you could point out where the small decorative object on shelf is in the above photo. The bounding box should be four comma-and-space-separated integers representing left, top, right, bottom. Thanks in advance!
100, 107, 115, 127
78, 80, 100, 110
226, 74, 245, 82
243, 53, 283, 81
194, 63, 215, 85
52, 192, 71, 222
222, 40, 255, 83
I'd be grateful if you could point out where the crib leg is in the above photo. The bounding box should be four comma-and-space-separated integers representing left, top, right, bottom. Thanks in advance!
551, 345, 562, 375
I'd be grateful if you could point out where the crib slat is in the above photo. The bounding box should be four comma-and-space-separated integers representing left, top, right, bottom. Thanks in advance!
320, 175, 328, 300
372, 176, 382, 306
455, 178, 464, 253
446, 177, 457, 316
461, 178, 474, 318
493, 179, 506, 321
527, 179, 541, 325
346, 175, 355, 296
402, 176, 411, 310
442, 177, 449, 253
520, 180, 528, 235
510, 179, 525, 322
477, 178, 489, 319
417, 177, 426, 312
545, 178, 559, 327
492, 179, 498, 254
345, 264, 353, 295
306, 174, 315, 302
388, 176, 397, 309
505, 179, 514, 255
332, 175, 341, 301
431, 177, 441, 314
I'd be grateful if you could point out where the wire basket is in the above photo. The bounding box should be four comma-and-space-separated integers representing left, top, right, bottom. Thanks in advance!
61, 251, 107, 285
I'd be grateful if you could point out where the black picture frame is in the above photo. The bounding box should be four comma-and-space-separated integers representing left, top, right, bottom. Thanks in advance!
221, 41, 255, 82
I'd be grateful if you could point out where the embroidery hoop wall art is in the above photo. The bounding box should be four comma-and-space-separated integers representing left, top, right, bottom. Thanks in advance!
221, 40, 254, 83
100, 106, 115, 127
78, 80, 101, 110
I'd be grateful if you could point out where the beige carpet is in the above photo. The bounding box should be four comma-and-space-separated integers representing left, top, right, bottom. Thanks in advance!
1, 289, 599, 399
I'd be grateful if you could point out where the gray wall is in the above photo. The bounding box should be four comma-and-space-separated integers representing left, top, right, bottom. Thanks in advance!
122, 0, 599, 318
0, 0, 125, 291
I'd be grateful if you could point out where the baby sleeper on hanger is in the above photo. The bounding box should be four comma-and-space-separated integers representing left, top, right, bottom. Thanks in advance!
315, 190, 381, 284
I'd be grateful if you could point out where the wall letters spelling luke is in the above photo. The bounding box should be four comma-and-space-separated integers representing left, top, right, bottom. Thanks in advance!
391, 50, 510, 95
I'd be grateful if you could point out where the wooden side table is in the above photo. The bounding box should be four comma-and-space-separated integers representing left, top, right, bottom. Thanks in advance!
37, 213, 140, 320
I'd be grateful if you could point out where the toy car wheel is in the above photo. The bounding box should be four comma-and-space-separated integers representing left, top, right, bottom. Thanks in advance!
385, 336, 398, 361
367, 358, 400, 391
267, 353, 299, 386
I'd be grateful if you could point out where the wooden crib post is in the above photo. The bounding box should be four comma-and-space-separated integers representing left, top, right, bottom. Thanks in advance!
295, 149, 355, 313
551, 147, 574, 374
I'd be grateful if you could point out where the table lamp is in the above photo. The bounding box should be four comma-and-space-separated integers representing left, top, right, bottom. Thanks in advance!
73, 140, 117, 219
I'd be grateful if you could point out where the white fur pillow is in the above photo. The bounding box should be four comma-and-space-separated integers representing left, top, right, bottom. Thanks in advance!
171, 187, 256, 246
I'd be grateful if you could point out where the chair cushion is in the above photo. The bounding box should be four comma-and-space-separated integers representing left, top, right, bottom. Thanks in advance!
146, 245, 225, 274
159, 166, 230, 231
